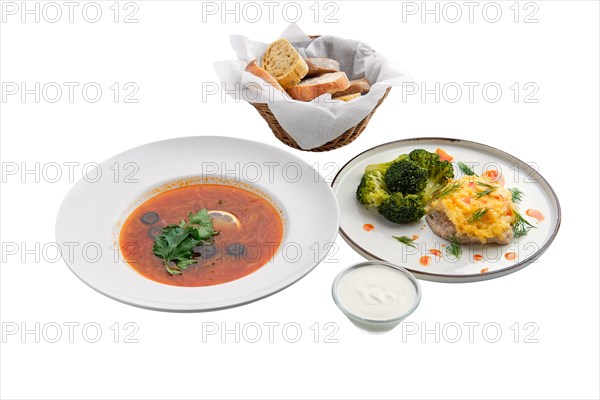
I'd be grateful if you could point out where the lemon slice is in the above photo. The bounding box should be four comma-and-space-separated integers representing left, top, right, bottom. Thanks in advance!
208, 210, 241, 228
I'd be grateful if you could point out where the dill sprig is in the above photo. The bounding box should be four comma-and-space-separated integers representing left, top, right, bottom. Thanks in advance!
513, 210, 536, 238
467, 208, 489, 223
446, 237, 462, 259
458, 162, 475, 176
474, 187, 497, 199
393, 235, 417, 249
508, 187, 525, 204
435, 182, 462, 199
476, 181, 495, 189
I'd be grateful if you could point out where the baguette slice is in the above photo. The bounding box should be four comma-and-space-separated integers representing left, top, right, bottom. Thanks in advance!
305, 58, 340, 77
261, 39, 308, 89
332, 78, 371, 98
287, 72, 351, 102
335, 93, 361, 102
245, 60, 283, 92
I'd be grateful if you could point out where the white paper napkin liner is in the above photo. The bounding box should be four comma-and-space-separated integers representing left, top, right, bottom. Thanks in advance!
214, 23, 412, 149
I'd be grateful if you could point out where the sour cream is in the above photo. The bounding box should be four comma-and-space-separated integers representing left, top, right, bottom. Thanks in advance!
332, 262, 421, 333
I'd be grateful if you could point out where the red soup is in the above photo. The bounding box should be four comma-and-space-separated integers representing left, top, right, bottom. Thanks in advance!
119, 184, 284, 287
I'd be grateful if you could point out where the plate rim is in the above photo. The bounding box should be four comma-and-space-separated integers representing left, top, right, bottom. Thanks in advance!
331, 137, 562, 283
56, 135, 340, 311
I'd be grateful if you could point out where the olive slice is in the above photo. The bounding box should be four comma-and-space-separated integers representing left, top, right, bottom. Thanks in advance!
194, 245, 218, 259
226, 242, 246, 257
141, 212, 159, 225
147, 226, 163, 239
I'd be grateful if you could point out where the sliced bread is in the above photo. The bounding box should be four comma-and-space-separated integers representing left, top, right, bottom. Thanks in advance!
286, 72, 350, 102
261, 39, 308, 89
332, 78, 371, 98
305, 58, 340, 77
335, 93, 361, 102
245, 59, 283, 92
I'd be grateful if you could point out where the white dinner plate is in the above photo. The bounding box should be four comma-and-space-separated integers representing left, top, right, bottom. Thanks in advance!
332, 138, 561, 283
56, 136, 339, 311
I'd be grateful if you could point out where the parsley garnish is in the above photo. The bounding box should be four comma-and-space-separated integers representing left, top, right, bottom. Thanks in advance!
152, 209, 219, 275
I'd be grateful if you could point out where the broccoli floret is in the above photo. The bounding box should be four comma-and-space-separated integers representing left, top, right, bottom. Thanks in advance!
356, 171, 390, 208
408, 149, 454, 203
408, 149, 439, 167
364, 154, 409, 175
359, 149, 454, 224
384, 159, 427, 194
378, 192, 425, 223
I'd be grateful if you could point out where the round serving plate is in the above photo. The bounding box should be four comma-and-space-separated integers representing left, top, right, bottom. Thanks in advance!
56, 136, 339, 311
332, 137, 561, 283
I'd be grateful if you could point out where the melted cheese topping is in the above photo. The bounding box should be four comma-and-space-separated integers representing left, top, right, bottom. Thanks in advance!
427, 176, 515, 243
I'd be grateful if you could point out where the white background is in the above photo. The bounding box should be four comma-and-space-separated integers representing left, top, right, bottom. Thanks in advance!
1, 1, 599, 399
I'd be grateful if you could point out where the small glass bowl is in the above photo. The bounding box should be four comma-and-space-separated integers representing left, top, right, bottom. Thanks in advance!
332, 261, 422, 333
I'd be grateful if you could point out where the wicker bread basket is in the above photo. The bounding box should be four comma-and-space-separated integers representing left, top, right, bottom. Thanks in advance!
249, 35, 391, 152
250, 87, 390, 152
